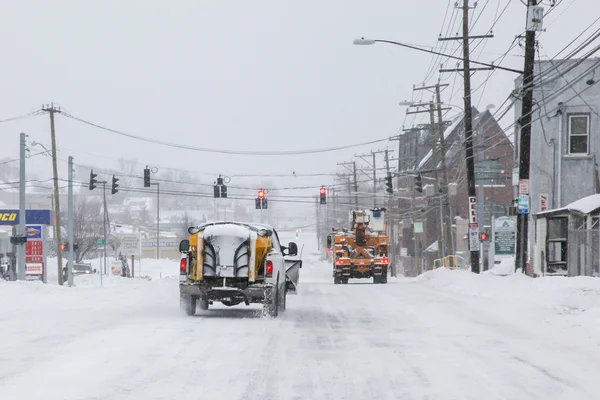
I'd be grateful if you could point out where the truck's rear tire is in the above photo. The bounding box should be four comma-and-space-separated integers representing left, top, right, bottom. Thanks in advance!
199, 298, 209, 310
373, 275, 380, 284
334, 275, 341, 284
263, 285, 279, 318
180, 293, 197, 316
278, 286, 287, 313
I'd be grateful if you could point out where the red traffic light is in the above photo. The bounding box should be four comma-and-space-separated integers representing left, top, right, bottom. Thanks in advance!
480, 232, 488, 241
320, 187, 326, 195
258, 190, 265, 199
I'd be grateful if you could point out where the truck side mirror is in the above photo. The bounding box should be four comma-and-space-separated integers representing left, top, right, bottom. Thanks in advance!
179, 239, 190, 253
287, 242, 298, 256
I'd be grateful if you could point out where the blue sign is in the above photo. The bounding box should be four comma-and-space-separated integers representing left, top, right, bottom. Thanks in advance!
0, 210, 53, 226
517, 194, 530, 215
25, 225, 43, 239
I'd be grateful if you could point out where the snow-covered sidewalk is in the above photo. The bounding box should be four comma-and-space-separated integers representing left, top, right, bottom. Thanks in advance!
415, 267, 600, 330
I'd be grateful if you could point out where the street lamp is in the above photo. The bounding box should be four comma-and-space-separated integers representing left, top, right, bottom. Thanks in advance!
353, 38, 522, 74
30, 141, 53, 156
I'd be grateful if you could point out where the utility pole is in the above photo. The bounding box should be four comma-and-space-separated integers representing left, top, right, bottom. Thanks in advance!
353, 161, 358, 208
67, 156, 74, 287
150, 183, 160, 259
406, 94, 450, 260
429, 102, 443, 260
477, 125, 486, 269
461, 0, 480, 273
17, 133, 27, 280
316, 196, 321, 250
516, 0, 539, 274
384, 149, 397, 277
355, 150, 388, 208
102, 181, 108, 274
42, 104, 66, 284
438, 1, 493, 273
411, 181, 421, 275
435, 84, 455, 256
338, 161, 359, 209
372, 152, 377, 206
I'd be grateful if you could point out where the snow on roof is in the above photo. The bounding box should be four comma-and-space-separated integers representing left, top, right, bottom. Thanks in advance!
417, 114, 463, 170
538, 193, 600, 216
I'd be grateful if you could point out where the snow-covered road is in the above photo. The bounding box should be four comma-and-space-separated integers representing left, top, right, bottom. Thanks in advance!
2, 251, 600, 399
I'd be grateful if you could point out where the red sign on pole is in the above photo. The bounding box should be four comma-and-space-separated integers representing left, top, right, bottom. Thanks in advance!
25, 225, 44, 278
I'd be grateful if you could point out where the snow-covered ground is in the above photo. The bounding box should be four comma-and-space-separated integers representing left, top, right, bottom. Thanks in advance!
2, 238, 600, 399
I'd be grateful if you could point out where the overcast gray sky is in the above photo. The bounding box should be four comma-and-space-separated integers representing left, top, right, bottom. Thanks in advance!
0, 0, 595, 202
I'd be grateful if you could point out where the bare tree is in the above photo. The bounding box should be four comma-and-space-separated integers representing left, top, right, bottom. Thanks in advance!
73, 198, 103, 262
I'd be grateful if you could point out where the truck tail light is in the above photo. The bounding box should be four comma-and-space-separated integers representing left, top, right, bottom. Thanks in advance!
266, 260, 273, 277
180, 257, 187, 274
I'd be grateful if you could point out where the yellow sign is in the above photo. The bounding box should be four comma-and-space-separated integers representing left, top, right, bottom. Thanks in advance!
0, 212, 17, 222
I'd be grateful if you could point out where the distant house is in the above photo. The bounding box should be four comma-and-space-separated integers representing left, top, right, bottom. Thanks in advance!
396, 107, 513, 269
513, 58, 600, 259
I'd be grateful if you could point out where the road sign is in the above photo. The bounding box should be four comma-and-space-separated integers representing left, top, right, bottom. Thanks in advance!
116, 233, 142, 256
95, 239, 106, 245
518, 194, 530, 214
494, 217, 516, 255
25, 225, 44, 278
468, 197, 477, 224
468, 224, 480, 251
519, 179, 529, 195
400, 248, 408, 257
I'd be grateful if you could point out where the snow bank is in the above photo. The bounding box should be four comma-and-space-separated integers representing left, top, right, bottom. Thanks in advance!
42, 257, 179, 286
416, 267, 600, 328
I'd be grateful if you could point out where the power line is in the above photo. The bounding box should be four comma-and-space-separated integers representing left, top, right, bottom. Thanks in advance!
60, 112, 389, 156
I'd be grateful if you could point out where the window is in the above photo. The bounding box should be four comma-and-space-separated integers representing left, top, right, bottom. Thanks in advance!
475, 159, 506, 185
568, 114, 590, 154
272, 230, 282, 252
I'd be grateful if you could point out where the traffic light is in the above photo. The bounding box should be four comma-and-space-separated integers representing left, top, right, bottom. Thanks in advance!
73, 243, 79, 251
144, 167, 150, 188
89, 170, 98, 191
320, 187, 326, 204
414, 174, 423, 193
385, 173, 393, 194
60, 242, 69, 251
214, 175, 227, 198
256, 189, 267, 209
111, 175, 119, 195
480, 230, 490, 241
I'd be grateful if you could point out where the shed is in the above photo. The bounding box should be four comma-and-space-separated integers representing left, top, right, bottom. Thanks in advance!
533, 194, 600, 277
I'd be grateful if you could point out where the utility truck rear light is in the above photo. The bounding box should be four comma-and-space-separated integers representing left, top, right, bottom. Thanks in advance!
266, 260, 273, 277
180, 258, 186, 274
